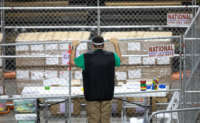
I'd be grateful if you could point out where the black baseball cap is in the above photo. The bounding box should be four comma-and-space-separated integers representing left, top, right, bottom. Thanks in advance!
92, 36, 104, 46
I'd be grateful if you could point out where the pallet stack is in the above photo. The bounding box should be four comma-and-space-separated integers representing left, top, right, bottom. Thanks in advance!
15, 31, 90, 92
102, 31, 174, 115
102, 31, 173, 85
105, 0, 192, 6
15, 31, 90, 115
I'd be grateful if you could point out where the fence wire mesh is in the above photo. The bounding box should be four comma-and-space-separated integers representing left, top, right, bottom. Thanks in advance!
182, 7, 200, 123
0, 1, 199, 123
0, 33, 182, 123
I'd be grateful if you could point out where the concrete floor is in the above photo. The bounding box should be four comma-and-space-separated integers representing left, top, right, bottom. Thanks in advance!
0, 111, 124, 123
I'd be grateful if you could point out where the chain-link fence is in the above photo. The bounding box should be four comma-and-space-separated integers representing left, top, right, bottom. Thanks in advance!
1, 2, 198, 34
0, 33, 182, 123
0, 1, 199, 123
182, 7, 200, 123
149, 7, 200, 123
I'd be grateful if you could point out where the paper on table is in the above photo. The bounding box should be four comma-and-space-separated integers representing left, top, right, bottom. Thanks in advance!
115, 72, 127, 80
45, 70, 58, 79
74, 71, 82, 79
157, 56, 170, 64
46, 57, 59, 65
143, 57, 155, 64
43, 78, 67, 86
62, 52, 70, 65
16, 70, 29, 79
31, 70, 44, 80
129, 56, 141, 64
31, 44, 44, 51
128, 69, 142, 79
16, 45, 29, 51
128, 42, 141, 51
45, 44, 58, 50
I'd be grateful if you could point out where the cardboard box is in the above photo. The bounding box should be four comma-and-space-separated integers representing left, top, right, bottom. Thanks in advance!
50, 98, 81, 115
16, 31, 90, 67
16, 31, 90, 42
115, 66, 171, 83
16, 58, 45, 67
102, 31, 173, 66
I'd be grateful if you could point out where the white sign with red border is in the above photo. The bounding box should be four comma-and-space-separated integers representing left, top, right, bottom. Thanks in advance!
167, 13, 193, 26
149, 44, 174, 57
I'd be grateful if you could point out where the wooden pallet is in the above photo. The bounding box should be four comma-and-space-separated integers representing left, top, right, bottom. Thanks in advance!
7, 11, 88, 18
5, 1, 69, 7
105, 1, 182, 6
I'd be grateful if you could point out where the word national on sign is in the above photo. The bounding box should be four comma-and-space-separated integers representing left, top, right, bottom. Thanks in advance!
149, 45, 174, 57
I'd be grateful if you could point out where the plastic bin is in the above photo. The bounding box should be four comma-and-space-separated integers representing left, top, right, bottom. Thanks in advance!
15, 114, 37, 123
14, 99, 37, 113
0, 100, 7, 112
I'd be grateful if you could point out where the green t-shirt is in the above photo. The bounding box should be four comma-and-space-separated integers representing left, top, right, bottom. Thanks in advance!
74, 52, 120, 70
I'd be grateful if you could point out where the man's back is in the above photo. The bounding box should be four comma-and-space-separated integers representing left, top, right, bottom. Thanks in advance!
83, 50, 115, 101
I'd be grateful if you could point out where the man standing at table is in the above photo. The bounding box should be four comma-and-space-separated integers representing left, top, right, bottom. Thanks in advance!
70, 36, 121, 123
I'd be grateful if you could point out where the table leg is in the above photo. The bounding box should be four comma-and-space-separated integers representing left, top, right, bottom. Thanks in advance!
37, 99, 40, 123
44, 100, 48, 123
143, 97, 149, 123
65, 99, 68, 123
121, 97, 127, 123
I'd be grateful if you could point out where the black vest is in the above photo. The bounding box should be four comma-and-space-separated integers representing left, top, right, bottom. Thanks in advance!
82, 50, 115, 101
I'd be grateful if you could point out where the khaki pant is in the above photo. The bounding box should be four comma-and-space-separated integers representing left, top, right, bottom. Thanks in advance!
86, 100, 112, 123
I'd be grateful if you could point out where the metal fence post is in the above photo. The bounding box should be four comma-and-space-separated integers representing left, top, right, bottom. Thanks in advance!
97, 0, 101, 35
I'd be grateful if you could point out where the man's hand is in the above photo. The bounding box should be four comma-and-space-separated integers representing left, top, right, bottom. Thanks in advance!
110, 38, 122, 62
110, 38, 118, 45
72, 40, 80, 47
70, 40, 80, 65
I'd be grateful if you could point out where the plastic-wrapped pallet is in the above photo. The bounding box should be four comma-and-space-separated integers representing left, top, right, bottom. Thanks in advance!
5, 1, 69, 7
15, 31, 90, 67
15, 31, 91, 93
102, 31, 173, 85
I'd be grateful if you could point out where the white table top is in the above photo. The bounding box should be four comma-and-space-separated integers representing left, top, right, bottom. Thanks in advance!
20, 83, 168, 98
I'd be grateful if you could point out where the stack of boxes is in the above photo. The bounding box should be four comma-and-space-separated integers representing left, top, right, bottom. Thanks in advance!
102, 31, 173, 115
102, 31, 173, 85
14, 31, 174, 115
5, 1, 69, 7
15, 31, 90, 93
15, 31, 90, 115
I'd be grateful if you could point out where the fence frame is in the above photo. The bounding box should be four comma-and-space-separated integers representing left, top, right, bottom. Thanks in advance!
0, 1, 200, 123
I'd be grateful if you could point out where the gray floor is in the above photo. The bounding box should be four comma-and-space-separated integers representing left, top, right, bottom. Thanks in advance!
0, 111, 124, 123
